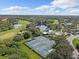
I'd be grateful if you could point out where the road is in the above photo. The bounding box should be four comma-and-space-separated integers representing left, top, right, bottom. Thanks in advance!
66, 34, 79, 59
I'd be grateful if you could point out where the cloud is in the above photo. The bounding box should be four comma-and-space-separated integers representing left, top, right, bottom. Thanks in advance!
1, 6, 28, 11
0, 0, 79, 15
32, 0, 79, 15
50, 0, 79, 15
34, 5, 52, 11
0, 6, 37, 15
51, 0, 79, 9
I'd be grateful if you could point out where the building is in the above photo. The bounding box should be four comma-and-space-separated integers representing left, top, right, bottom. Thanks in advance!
77, 24, 79, 30
14, 24, 22, 28
36, 25, 52, 34
25, 36, 55, 58
55, 29, 63, 36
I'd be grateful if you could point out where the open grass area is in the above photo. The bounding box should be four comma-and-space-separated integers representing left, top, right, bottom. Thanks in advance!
0, 24, 41, 59
0, 56, 8, 59
18, 42, 41, 59
18, 20, 31, 25
72, 38, 79, 47
0, 32, 16, 42
0, 27, 23, 43
0, 28, 21, 35
0, 27, 23, 59
51, 19, 59, 25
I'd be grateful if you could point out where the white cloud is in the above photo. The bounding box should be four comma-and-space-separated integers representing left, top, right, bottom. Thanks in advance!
1, 6, 28, 11
51, 0, 79, 9
50, 0, 79, 15
34, 5, 52, 11
0, 0, 79, 15
32, 0, 79, 15
0, 6, 33, 15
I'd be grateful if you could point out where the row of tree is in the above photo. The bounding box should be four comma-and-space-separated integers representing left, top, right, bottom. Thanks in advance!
49, 35, 74, 59
0, 19, 13, 32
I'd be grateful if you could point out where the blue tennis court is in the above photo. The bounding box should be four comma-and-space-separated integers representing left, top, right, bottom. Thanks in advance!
25, 36, 55, 58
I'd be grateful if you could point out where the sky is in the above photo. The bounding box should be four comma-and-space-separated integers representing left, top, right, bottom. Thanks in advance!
0, 0, 79, 15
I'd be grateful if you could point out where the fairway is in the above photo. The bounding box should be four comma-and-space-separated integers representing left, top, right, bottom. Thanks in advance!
0, 28, 22, 43
51, 19, 59, 25
18, 20, 31, 25
0, 32, 16, 41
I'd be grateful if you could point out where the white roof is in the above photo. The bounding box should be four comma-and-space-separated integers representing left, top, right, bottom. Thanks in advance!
14, 24, 22, 28
36, 25, 47, 32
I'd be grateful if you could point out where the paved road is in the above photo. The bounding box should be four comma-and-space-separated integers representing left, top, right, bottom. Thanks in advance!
66, 34, 79, 59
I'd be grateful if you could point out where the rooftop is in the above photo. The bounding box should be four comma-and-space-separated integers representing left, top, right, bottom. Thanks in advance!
36, 25, 52, 34
36, 25, 47, 32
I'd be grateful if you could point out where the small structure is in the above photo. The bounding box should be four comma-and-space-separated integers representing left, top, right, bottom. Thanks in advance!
65, 23, 73, 26
14, 24, 22, 28
2, 18, 8, 21
25, 36, 55, 58
55, 29, 63, 36
36, 25, 52, 34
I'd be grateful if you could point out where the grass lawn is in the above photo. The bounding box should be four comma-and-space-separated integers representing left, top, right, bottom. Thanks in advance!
72, 38, 79, 47
0, 27, 23, 43
18, 20, 31, 30
0, 28, 23, 59
0, 56, 8, 59
0, 32, 16, 42
18, 42, 41, 59
0, 28, 41, 59
18, 20, 31, 25
51, 19, 59, 25
0, 20, 41, 59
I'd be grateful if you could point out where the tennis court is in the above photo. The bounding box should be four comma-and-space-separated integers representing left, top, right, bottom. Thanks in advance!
25, 36, 55, 58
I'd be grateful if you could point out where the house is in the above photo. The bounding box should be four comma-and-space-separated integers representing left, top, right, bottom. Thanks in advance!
55, 29, 63, 35
14, 24, 22, 28
25, 36, 55, 58
36, 25, 52, 34
64, 22, 73, 26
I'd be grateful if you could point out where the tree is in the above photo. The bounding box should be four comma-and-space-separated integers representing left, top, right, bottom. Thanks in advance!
0, 20, 13, 32
13, 34, 23, 42
53, 35, 67, 45
49, 40, 74, 59
26, 24, 42, 37
23, 31, 31, 39
76, 43, 79, 52
9, 51, 29, 59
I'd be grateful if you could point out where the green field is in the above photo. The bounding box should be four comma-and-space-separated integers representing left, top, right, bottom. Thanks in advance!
0, 20, 41, 59
18, 42, 41, 59
18, 20, 31, 25
72, 38, 79, 47
0, 56, 8, 59
0, 27, 23, 43
51, 19, 59, 25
